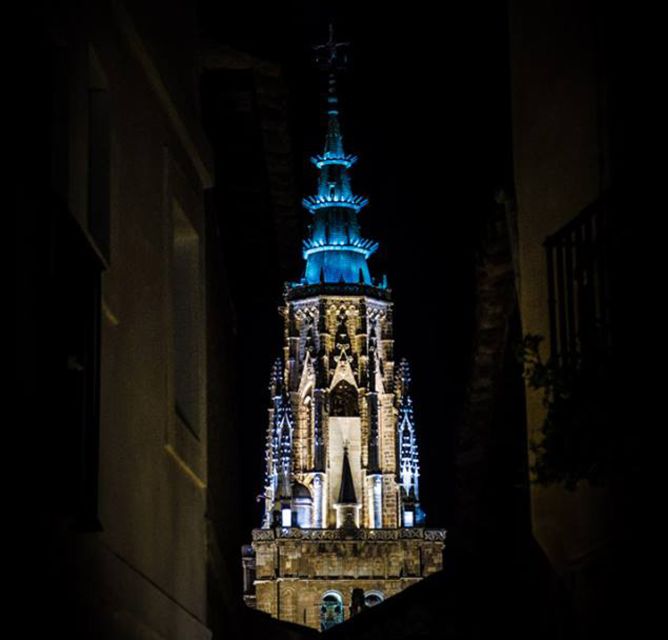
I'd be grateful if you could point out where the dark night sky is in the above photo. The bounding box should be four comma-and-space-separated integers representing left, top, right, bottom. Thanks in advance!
199, 1, 512, 533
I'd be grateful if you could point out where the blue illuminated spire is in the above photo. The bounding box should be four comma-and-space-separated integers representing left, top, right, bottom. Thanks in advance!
302, 26, 378, 286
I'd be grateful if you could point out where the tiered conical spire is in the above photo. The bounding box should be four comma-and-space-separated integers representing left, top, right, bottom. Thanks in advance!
302, 26, 378, 286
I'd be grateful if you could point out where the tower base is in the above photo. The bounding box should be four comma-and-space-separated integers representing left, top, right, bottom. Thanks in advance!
244, 527, 446, 631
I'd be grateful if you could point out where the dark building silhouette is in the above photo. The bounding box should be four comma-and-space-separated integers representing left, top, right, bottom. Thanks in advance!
16, 2, 221, 637
14, 3, 313, 639
507, 1, 643, 637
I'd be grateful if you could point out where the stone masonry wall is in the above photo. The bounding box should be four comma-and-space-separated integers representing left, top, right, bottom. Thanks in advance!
253, 533, 445, 629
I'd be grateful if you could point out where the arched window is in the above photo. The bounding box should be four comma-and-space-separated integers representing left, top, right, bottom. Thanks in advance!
330, 381, 359, 417
364, 590, 384, 608
320, 591, 344, 630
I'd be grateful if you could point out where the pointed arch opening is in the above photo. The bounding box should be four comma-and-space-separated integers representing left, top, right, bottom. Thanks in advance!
330, 380, 359, 417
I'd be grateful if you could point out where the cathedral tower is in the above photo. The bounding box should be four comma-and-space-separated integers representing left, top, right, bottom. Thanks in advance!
242, 28, 445, 631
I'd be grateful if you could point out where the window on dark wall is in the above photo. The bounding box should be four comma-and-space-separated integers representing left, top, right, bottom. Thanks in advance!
172, 203, 202, 436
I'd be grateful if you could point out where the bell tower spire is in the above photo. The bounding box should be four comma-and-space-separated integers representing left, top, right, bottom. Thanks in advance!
302, 25, 378, 286
244, 27, 445, 630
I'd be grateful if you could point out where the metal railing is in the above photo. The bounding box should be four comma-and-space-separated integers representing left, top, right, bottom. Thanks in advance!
545, 195, 614, 371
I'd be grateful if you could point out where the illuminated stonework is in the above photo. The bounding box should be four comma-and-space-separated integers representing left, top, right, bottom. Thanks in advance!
242, 28, 445, 631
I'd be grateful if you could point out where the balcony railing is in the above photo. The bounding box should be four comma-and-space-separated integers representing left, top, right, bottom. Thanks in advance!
544, 194, 613, 371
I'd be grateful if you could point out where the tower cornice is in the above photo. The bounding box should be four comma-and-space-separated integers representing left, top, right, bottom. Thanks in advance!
284, 283, 392, 303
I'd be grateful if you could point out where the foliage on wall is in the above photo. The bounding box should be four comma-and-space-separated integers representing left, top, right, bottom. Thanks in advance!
516, 334, 625, 491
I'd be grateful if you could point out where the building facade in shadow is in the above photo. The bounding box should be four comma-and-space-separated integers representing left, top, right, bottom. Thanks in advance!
15, 2, 241, 638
